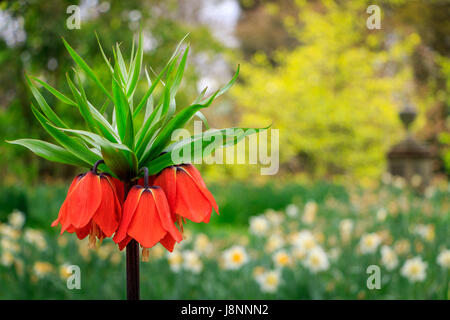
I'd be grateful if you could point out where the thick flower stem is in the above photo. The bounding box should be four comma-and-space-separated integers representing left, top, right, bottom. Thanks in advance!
126, 239, 140, 300
125, 181, 140, 300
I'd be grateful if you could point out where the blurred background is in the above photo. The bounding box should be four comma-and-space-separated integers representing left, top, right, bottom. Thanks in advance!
0, 0, 448, 299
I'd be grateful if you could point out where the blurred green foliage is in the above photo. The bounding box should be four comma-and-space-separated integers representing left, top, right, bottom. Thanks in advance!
232, 0, 427, 182
437, 56, 450, 174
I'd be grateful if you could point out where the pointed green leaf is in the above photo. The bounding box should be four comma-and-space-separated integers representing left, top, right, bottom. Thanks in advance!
54, 126, 108, 149
136, 117, 164, 162
133, 52, 180, 119
66, 73, 98, 133
194, 111, 210, 129
144, 66, 241, 162
55, 126, 138, 181
31, 104, 100, 165
193, 86, 208, 104
170, 45, 189, 100
144, 92, 218, 162
95, 32, 114, 74
129, 35, 136, 74
99, 98, 110, 114
115, 43, 129, 85
62, 37, 112, 100
66, 72, 119, 143
142, 67, 154, 119
7, 139, 89, 167
199, 65, 240, 104
112, 66, 134, 148
25, 74, 68, 129
170, 33, 190, 61
126, 31, 143, 97
30, 76, 76, 106
87, 100, 119, 142
145, 126, 269, 174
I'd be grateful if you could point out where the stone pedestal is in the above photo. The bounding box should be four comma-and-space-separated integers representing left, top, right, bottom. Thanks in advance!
386, 103, 432, 191
387, 136, 432, 190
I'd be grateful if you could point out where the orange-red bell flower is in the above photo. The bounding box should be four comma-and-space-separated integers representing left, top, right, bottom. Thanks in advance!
113, 185, 182, 257
153, 164, 219, 224
51, 170, 122, 246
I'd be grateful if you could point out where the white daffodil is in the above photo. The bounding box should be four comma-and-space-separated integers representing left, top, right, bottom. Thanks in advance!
401, 256, 427, 283
222, 245, 249, 270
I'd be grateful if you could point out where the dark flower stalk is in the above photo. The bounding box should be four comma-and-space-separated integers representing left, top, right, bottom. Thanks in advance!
124, 181, 139, 300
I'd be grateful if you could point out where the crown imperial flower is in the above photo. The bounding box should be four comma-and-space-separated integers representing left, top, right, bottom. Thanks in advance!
51, 160, 122, 247
154, 164, 219, 225
114, 168, 182, 259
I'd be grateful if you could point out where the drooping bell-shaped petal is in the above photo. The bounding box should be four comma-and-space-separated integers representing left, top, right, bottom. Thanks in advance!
51, 174, 83, 230
110, 177, 125, 204
160, 233, 177, 252
153, 167, 177, 219
113, 186, 144, 250
52, 172, 122, 246
93, 176, 122, 237
153, 164, 219, 224
64, 171, 102, 230
113, 186, 182, 253
183, 164, 218, 213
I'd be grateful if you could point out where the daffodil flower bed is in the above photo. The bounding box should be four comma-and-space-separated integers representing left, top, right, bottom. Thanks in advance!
0, 178, 448, 299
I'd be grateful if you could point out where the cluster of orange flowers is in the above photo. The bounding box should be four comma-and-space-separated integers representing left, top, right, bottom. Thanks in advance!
51, 161, 218, 259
